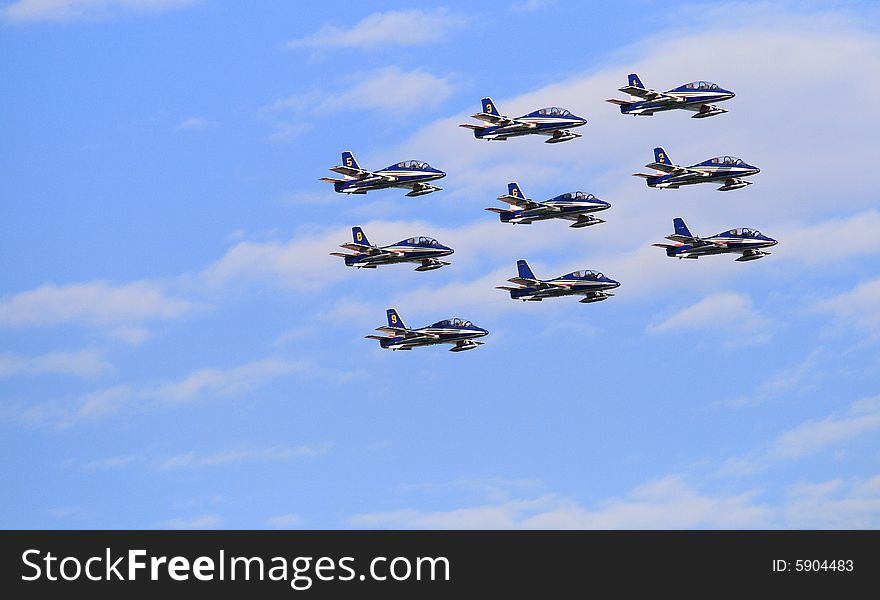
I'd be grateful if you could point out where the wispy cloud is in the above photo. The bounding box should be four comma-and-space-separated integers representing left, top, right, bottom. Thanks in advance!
266, 514, 303, 528
160, 513, 221, 529
352, 476, 768, 529
3, 0, 197, 23
0, 348, 110, 378
511, 0, 554, 12
767, 396, 880, 462
287, 8, 468, 49
723, 395, 880, 474
722, 348, 823, 408
176, 115, 211, 130
0, 281, 195, 329
159, 443, 328, 470
812, 277, 880, 340
647, 292, 770, 345
2, 357, 309, 428
270, 67, 455, 116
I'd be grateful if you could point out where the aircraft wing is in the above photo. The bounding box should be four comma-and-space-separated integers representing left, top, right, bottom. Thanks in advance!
329, 165, 396, 182
618, 85, 667, 100
496, 194, 542, 210
467, 112, 521, 127
374, 326, 440, 340
644, 161, 687, 174
339, 242, 397, 256
507, 277, 562, 288
665, 234, 703, 245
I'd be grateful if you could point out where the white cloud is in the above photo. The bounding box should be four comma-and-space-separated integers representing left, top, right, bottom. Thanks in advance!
0, 348, 110, 378
176, 116, 211, 130
647, 292, 770, 344
160, 513, 221, 529
723, 395, 880, 475
287, 8, 468, 49
723, 348, 822, 407
2, 357, 308, 428
152, 357, 308, 403
767, 396, 880, 462
268, 66, 455, 123
319, 67, 454, 114
352, 476, 768, 529
511, 0, 554, 12
774, 210, 880, 265
812, 277, 880, 339
783, 475, 880, 528
0, 281, 195, 328
159, 443, 327, 469
266, 514, 303, 528
3, 0, 197, 23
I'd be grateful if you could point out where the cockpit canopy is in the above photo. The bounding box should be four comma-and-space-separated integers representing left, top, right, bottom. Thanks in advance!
404, 236, 440, 246
571, 270, 603, 279
536, 107, 572, 116
709, 156, 745, 165
432, 318, 473, 328
395, 160, 431, 169
729, 228, 762, 237
683, 81, 720, 90
560, 191, 597, 201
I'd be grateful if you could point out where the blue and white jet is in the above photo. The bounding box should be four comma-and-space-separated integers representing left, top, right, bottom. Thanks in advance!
486, 182, 610, 228
634, 147, 760, 191
497, 259, 620, 303
606, 74, 735, 118
653, 218, 778, 262
320, 151, 445, 197
330, 227, 453, 271
459, 97, 587, 143
365, 309, 489, 352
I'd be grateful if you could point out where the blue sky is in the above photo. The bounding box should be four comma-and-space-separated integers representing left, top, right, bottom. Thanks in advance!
2, 0, 880, 529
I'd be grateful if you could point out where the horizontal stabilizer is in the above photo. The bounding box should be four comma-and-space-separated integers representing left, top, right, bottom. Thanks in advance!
605, 98, 630, 106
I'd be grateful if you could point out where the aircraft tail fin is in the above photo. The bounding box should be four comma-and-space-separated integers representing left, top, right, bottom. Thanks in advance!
516, 259, 536, 280
627, 73, 645, 101
507, 182, 525, 199
351, 226, 370, 246
341, 151, 360, 170
482, 97, 500, 116
673, 217, 693, 239
653, 146, 673, 166
386, 308, 407, 330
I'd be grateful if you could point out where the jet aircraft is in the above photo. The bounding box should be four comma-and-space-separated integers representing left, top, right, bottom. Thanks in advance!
634, 147, 760, 191
497, 260, 620, 303
606, 74, 735, 118
330, 227, 453, 271
653, 218, 778, 262
365, 309, 489, 352
486, 182, 610, 228
459, 97, 586, 143
320, 151, 445, 197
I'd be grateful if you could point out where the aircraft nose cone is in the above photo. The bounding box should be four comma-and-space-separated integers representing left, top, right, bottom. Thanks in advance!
769, 238, 778, 246
445, 247, 454, 255
608, 279, 621, 288
753, 167, 761, 174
